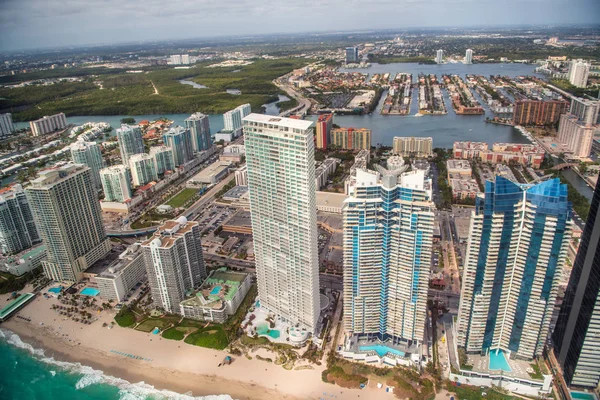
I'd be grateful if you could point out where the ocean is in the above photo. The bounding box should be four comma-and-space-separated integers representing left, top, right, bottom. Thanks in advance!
0, 329, 234, 400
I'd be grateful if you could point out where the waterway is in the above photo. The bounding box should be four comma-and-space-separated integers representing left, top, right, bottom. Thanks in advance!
178, 79, 208, 89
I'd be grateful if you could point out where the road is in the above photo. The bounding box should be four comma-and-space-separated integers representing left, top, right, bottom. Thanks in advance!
274, 77, 311, 116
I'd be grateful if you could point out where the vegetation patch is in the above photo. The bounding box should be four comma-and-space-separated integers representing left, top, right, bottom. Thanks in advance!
166, 188, 199, 208
184, 325, 229, 350
162, 327, 185, 341
114, 306, 136, 327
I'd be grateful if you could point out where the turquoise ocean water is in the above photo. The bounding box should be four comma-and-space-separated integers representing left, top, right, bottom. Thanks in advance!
0, 329, 233, 400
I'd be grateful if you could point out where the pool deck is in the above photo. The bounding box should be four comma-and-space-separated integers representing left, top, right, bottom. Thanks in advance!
467, 352, 540, 381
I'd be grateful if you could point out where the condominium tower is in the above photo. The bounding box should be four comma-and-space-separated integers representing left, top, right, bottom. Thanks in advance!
243, 114, 319, 331
149, 145, 175, 175
185, 113, 211, 153
331, 127, 371, 150
223, 104, 251, 132
465, 49, 473, 64
456, 177, 572, 359
26, 164, 111, 281
345, 47, 359, 64
0, 184, 41, 255
163, 126, 193, 166
343, 167, 434, 344
30, 113, 67, 136
0, 113, 15, 138
553, 179, 600, 388
70, 141, 104, 190
142, 217, 206, 313
129, 153, 158, 187
392, 137, 433, 157
436, 49, 444, 64
100, 165, 132, 203
315, 114, 333, 149
568, 60, 590, 88
116, 124, 145, 164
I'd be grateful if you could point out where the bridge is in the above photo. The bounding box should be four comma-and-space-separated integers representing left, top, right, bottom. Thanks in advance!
552, 163, 577, 171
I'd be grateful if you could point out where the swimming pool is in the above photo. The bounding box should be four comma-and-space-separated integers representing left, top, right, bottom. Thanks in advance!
48, 287, 62, 294
210, 286, 222, 296
571, 391, 598, 400
489, 349, 512, 372
80, 287, 100, 296
152, 328, 160, 335
359, 344, 405, 358
256, 323, 280, 339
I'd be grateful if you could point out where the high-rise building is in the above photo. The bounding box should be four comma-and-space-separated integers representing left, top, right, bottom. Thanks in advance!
436, 49, 444, 64
343, 167, 434, 345
512, 99, 569, 126
570, 97, 599, 126
331, 127, 371, 150
70, 141, 104, 190
170, 54, 182, 65
465, 49, 473, 64
181, 54, 190, 65
149, 145, 175, 175
116, 124, 145, 164
142, 217, 206, 313
129, 153, 157, 187
0, 113, 15, 138
315, 114, 333, 149
0, 184, 41, 255
568, 60, 591, 88
26, 164, 111, 282
392, 136, 433, 157
100, 165, 132, 203
456, 177, 572, 359
345, 47, 359, 64
243, 114, 319, 331
30, 113, 67, 136
553, 179, 600, 388
185, 113, 211, 153
557, 114, 597, 158
223, 104, 251, 132
163, 126, 193, 166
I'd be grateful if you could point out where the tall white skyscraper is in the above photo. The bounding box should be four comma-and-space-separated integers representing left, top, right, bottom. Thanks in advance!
243, 114, 319, 331
456, 177, 572, 360
170, 55, 182, 65
142, 217, 206, 313
185, 113, 211, 152
568, 60, 591, 88
26, 164, 111, 281
0, 184, 41, 255
129, 153, 158, 187
465, 49, 473, 64
116, 124, 145, 164
436, 49, 444, 64
223, 103, 252, 132
149, 145, 175, 175
100, 164, 132, 203
163, 126, 193, 166
70, 141, 104, 190
29, 113, 67, 136
343, 166, 434, 346
0, 113, 15, 138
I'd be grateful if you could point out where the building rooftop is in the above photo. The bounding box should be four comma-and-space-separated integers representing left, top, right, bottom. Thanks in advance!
95, 244, 143, 279
188, 161, 231, 183
242, 113, 314, 131
447, 159, 472, 170
223, 185, 248, 200
29, 163, 87, 188
142, 217, 198, 249
85, 244, 127, 275
180, 269, 249, 310
0, 293, 35, 321
316, 191, 346, 210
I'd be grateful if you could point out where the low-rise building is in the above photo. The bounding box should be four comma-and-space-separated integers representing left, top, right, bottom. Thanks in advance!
447, 159, 472, 180
220, 144, 245, 163
316, 191, 346, 214
450, 179, 480, 199
453, 142, 488, 159
315, 158, 340, 190
344, 149, 371, 194
0, 244, 47, 276
187, 161, 231, 186
94, 244, 146, 302
179, 269, 252, 323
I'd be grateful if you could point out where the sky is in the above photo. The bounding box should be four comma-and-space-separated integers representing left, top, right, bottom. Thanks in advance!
0, 0, 599, 51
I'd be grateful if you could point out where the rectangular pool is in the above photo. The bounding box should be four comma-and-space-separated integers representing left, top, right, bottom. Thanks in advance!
80, 287, 100, 296
489, 349, 512, 372
571, 392, 598, 400
48, 287, 62, 294
359, 344, 405, 358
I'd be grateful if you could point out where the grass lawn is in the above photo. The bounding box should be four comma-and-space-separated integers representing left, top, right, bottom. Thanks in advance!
166, 188, 198, 208
184, 325, 229, 350
162, 327, 185, 341
135, 316, 179, 332
114, 307, 136, 327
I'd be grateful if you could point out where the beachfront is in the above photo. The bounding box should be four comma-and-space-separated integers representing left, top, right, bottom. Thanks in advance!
0, 288, 391, 400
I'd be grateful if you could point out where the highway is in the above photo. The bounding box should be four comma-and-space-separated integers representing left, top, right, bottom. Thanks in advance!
274, 77, 311, 117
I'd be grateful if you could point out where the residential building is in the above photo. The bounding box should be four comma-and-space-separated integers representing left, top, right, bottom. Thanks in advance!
331, 127, 371, 150
512, 99, 569, 126
223, 104, 251, 132
315, 114, 333, 149
214, 130, 235, 143
185, 113, 211, 153
30, 113, 67, 136
220, 144, 245, 163
100, 165, 132, 203
436, 49, 444, 64
142, 217, 206, 313
0, 184, 41, 255
243, 114, 320, 331
345, 47, 359, 63
447, 159, 473, 180
95, 243, 146, 302
181, 54, 190, 65
456, 177, 572, 359
26, 164, 111, 282
116, 124, 144, 164
454, 142, 545, 168
0, 244, 46, 276
553, 179, 600, 388
568, 60, 591, 88
70, 141, 104, 190
163, 126, 193, 166
343, 168, 434, 346
0, 113, 15, 137
450, 179, 481, 199
453, 142, 489, 159
557, 114, 597, 158
344, 149, 371, 194
570, 97, 599, 126
169, 54, 190, 65
315, 158, 340, 190
392, 137, 433, 157
179, 269, 252, 323
129, 153, 157, 187
465, 49, 473, 64
235, 165, 248, 186
149, 145, 175, 175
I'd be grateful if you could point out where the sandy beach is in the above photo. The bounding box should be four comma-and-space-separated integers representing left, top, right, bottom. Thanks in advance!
0, 291, 389, 400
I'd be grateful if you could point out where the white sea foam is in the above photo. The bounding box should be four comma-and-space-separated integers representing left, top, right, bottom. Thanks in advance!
50, 370, 56, 377
0, 329, 235, 400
